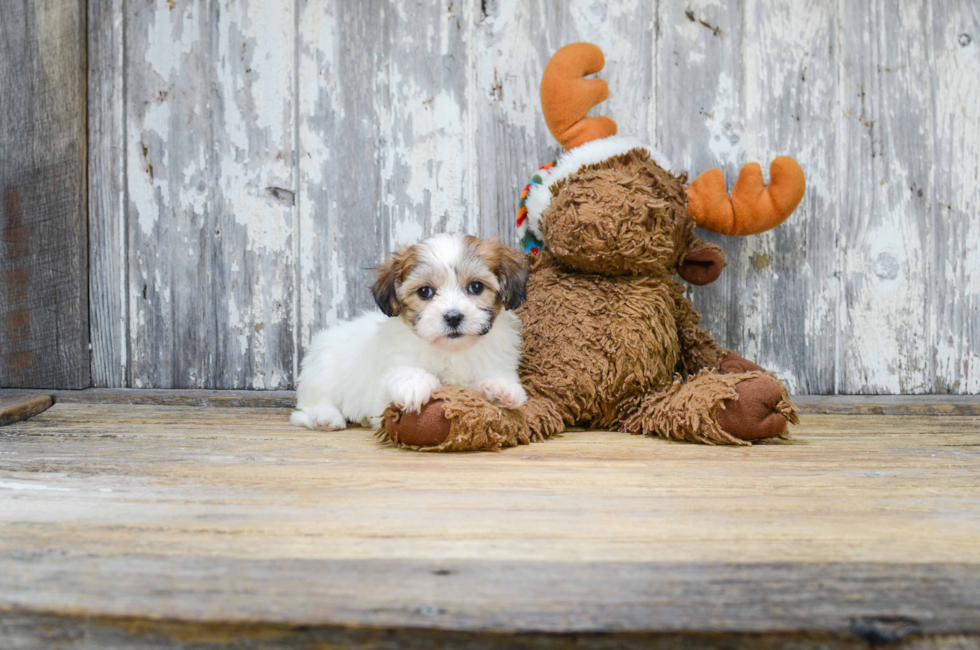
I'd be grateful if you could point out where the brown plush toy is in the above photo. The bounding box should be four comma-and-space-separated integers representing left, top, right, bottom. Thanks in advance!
381, 42, 805, 450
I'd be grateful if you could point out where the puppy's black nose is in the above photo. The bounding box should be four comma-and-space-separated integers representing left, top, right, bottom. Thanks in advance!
443, 311, 464, 328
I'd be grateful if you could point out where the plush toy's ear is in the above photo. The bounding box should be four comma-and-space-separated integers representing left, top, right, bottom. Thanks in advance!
480, 237, 529, 310
372, 246, 418, 317
678, 239, 726, 286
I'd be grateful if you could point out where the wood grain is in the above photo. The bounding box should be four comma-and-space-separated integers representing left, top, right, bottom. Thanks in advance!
656, 0, 742, 353
737, 0, 839, 394
122, 0, 298, 390
50, 387, 296, 408
2, 564, 978, 646
211, 0, 297, 391
3, 404, 978, 565
3, 387, 978, 414
0, 0, 89, 389
125, 0, 216, 389
86, 1, 980, 394
0, 403, 978, 646
839, 2, 933, 394
89, 0, 128, 388
931, 2, 980, 393
794, 394, 980, 416
0, 393, 51, 426
296, 0, 387, 347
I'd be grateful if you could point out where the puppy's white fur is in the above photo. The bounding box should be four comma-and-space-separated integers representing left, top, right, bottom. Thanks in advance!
291, 233, 527, 431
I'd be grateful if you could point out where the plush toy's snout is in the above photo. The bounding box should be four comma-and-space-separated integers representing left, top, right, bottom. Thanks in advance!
678, 247, 725, 285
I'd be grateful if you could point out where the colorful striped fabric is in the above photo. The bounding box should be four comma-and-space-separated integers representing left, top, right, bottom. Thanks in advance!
516, 160, 555, 254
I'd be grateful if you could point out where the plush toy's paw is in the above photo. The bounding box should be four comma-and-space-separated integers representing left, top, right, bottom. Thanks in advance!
385, 400, 452, 447
472, 379, 527, 410
718, 352, 765, 374
388, 370, 442, 413
380, 385, 530, 452
716, 356, 799, 441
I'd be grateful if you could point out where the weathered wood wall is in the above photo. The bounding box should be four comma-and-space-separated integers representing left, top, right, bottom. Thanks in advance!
1, 0, 89, 389
87, 0, 980, 394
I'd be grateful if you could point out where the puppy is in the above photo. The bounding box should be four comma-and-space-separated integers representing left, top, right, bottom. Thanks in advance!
290, 233, 529, 431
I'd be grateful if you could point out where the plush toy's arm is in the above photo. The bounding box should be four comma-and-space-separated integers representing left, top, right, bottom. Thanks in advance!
671, 286, 728, 376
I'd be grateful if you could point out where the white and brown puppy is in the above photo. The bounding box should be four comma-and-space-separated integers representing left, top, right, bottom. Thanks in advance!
291, 233, 529, 430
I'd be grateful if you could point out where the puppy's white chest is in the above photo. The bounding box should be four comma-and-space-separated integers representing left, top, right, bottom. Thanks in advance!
433, 359, 472, 387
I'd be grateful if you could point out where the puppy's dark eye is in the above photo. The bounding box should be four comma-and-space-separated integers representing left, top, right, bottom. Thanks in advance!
417, 286, 435, 300
467, 281, 484, 295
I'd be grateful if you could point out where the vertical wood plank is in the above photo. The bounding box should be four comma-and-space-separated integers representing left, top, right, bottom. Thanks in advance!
0, 0, 89, 389
126, 0, 296, 389
297, 1, 386, 345
472, 1, 551, 244
737, 1, 839, 393
378, 0, 477, 245
126, 0, 215, 388
838, 2, 932, 393
655, 0, 743, 350
89, 0, 129, 387
211, 0, 296, 389
931, 1, 980, 393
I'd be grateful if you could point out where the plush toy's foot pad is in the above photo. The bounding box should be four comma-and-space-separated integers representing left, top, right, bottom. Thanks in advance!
384, 400, 451, 447
716, 374, 797, 441
379, 385, 529, 452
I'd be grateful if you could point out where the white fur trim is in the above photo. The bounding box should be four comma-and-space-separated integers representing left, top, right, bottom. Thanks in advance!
524, 136, 673, 240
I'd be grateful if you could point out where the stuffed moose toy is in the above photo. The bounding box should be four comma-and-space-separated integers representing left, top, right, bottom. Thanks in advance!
381, 42, 806, 450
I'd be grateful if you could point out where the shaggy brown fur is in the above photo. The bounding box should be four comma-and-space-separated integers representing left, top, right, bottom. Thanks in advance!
380, 386, 529, 452
379, 148, 798, 450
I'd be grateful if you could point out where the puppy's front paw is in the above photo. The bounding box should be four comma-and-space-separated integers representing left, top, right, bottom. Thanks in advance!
473, 379, 527, 410
292, 403, 347, 431
389, 371, 442, 413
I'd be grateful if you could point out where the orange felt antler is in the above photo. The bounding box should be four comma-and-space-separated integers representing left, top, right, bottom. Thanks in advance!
687, 157, 806, 236
540, 43, 617, 150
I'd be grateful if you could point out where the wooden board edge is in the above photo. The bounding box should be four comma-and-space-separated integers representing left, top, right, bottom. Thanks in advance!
793, 395, 980, 416
39, 390, 980, 415
50, 388, 296, 409
1, 609, 977, 650
2, 389, 978, 415
0, 394, 53, 427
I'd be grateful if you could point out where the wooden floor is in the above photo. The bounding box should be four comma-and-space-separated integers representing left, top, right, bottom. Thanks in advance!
1, 401, 979, 649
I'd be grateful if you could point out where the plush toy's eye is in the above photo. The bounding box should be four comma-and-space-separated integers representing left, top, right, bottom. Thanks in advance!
467, 281, 484, 295
417, 286, 435, 300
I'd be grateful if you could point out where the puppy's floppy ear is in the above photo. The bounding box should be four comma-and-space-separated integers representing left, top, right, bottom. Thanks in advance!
372, 258, 401, 317
372, 246, 417, 317
482, 236, 529, 310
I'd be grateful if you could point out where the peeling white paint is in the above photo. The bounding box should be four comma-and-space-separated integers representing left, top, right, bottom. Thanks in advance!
383, 80, 468, 241
705, 73, 744, 168
95, 0, 980, 395
930, 7, 980, 393
130, 100, 170, 237
142, 1, 198, 78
